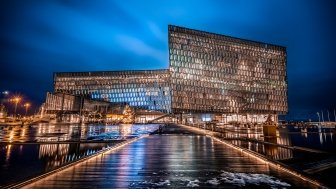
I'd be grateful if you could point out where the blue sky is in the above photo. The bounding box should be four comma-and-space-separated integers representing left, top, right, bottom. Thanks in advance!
1, 0, 336, 119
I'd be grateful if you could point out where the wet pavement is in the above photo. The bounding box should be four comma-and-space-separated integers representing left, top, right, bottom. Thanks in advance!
22, 125, 315, 188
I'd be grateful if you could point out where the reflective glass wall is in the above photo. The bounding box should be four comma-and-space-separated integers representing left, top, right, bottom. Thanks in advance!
54, 70, 171, 113
169, 25, 288, 115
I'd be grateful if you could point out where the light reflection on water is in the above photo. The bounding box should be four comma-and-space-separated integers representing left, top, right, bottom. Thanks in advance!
24, 135, 312, 188
283, 125, 335, 152
1, 124, 334, 187
0, 124, 159, 187
214, 125, 336, 160
0, 123, 159, 143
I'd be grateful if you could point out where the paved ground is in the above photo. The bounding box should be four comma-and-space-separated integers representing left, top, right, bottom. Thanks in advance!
22, 125, 316, 188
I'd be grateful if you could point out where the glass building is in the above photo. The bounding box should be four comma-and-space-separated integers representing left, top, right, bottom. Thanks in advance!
54, 70, 171, 113
169, 25, 287, 118
52, 25, 288, 123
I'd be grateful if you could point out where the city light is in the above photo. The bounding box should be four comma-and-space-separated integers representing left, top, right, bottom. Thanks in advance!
24, 103, 31, 116
10, 96, 22, 117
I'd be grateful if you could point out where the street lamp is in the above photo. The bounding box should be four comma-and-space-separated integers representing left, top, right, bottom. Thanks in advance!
316, 112, 320, 126
10, 96, 21, 117
24, 103, 31, 116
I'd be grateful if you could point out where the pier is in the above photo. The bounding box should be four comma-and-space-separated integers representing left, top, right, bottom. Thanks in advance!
11, 124, 323, 189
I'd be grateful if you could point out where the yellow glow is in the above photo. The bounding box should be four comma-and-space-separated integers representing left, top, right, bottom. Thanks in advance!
9, 130, 14, 142
6, 145, 12, 162
10, 96, 21, 103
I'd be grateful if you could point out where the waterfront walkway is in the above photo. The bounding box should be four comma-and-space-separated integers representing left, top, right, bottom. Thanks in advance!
20, 125, 317, 188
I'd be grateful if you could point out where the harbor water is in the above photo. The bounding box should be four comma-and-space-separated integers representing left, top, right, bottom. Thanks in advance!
0, 123, 335, 188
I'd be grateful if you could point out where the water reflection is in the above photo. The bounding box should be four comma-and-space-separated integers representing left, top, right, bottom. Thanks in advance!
0, 124, 159, 143
0, 124, 159, 187
285, 125, 336, 152
230, 139, 293, 161
5, 144, 11, 162
219, 125, 335, 160
215, 125, 292, 160
264, 137, 278, 158
86, 124, 158, 140
265, 136, 293, 160
216, 125, 264, 140
39, 144, 69, 169
24, 135, 312, 188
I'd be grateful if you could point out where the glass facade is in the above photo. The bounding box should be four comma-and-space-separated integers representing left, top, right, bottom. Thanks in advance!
52, 25, 288, 118
54, 70, 171, 113
169, 25, 288, 115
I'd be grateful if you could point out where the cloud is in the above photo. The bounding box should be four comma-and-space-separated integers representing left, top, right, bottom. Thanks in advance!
147, 21, 166, 42
115, 34, 166, 63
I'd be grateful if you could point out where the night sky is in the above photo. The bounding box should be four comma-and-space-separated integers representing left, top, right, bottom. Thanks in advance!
1, 0, 336, 120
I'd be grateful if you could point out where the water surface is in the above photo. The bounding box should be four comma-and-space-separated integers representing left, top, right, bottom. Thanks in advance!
0, 123, 159, 187
23, 134, 314, 188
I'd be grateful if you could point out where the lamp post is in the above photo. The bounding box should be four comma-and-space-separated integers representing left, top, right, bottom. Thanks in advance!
11, 97, 21, 117
24, 103, 30, 116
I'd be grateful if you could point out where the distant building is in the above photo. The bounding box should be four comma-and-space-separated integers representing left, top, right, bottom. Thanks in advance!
45, 92, 81, 112
45, 92, 111, 113
44, 92, 112, 123
44, 92, 167, 123
50, 25, 287, 124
